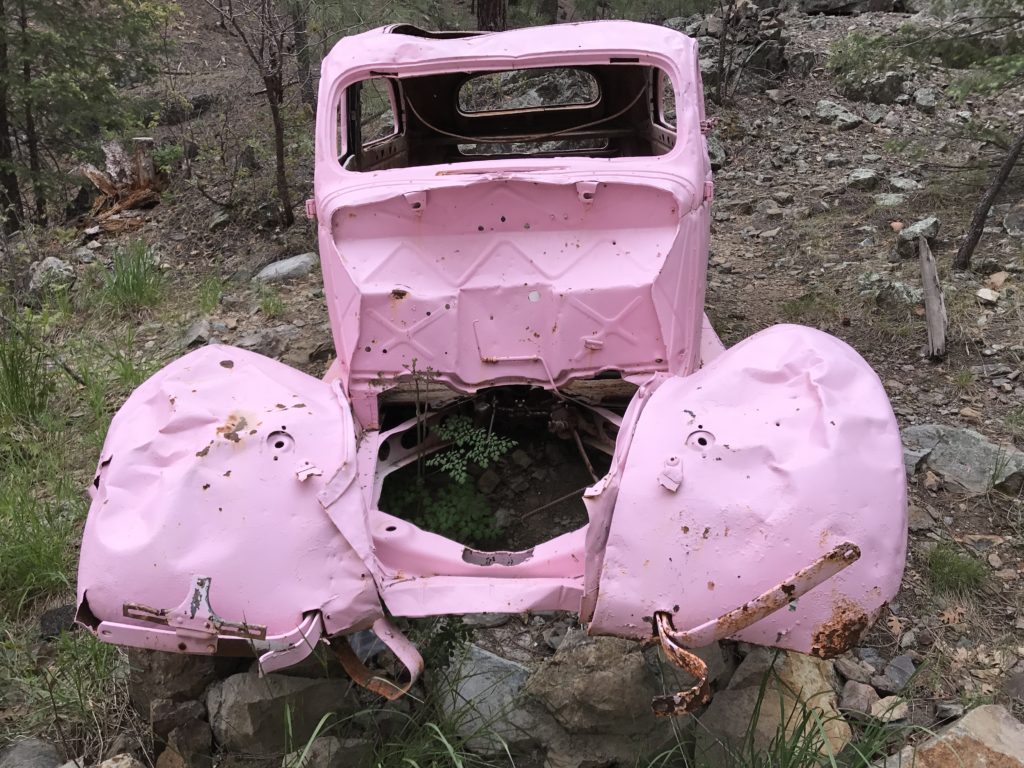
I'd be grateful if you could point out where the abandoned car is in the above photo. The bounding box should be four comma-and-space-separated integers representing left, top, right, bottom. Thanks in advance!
76, 21, 908, 713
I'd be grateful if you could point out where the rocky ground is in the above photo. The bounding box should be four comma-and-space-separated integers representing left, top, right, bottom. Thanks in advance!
2, 0, 1024, 767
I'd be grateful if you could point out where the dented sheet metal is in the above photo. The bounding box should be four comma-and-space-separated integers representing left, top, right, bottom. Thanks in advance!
76, 20, 907, 716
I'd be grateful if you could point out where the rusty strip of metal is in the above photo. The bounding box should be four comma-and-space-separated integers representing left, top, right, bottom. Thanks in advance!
670, 542, 862, 648
651, 612, 711, 716
332, 636, 415, 701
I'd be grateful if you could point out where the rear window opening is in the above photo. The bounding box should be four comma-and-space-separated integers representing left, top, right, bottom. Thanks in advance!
338, 62, 678, 172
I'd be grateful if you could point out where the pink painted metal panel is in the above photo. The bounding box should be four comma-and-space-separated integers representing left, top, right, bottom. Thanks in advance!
588, 324, 907, 655
78, 346, 383, 650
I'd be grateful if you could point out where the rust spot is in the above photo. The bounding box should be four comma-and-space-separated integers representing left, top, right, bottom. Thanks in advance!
220, 360, 234, 368
292, 403, 306, 408
810, 599, 871, 658
682, 525, 690, 533
702, 527, 710, 539
275, 403, 287, 410
196, 445, 211, 458
202, 483, 210, 490
781, 583, 796, 597
390, 289, 408, 300
217, 414, 248, 443
223, 470, 231, 478
707, 581, 715, 590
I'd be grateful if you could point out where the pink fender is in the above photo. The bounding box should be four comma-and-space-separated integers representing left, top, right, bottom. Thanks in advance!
77, 346, 383, 672
588, 324, 907, 655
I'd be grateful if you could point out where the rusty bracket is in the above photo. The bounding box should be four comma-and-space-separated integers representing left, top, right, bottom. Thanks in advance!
332, 618, 424, 701
651, 612, 711, 716
123, 575, 267, 642
668, 542, 862, 649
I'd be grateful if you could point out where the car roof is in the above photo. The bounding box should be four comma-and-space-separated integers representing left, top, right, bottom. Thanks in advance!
320, 20, 698, 81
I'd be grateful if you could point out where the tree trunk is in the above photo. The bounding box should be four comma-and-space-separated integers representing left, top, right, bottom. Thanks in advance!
265, 74, 294, 227
291, 1, 314, 109
919, 236, 946, 359
19, 1, 44, 224
476, 0, 506, 31
0, 0, 25, 232
952, 129, 1024, 271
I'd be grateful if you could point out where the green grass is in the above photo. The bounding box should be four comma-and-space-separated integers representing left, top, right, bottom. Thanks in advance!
102, 240, 164, 314
0, 316, 54, 427
259, 285, 285, 319
926, 544, 988, 596
198, 276, 224, 313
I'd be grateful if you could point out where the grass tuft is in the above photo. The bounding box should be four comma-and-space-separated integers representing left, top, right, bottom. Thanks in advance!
0, 316, 54, 427
102, 240, 164, 314
927, 543, 987, 596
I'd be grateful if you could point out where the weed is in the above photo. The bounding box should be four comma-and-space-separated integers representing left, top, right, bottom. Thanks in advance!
412, 616, 475, 671
926, 544, 987, 596
1008, 406, 1024, 442
102, 240, 164, 314
951, 369, 976, 396
198, 276, 224, 313
427, 415, 516, 484
388, 481, 500, 547
259, 285, 285, 319
0, 474, 81, 616
0, 315, 55, 427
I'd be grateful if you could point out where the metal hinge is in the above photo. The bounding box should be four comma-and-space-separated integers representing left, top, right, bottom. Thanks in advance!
305, 198, 317, 220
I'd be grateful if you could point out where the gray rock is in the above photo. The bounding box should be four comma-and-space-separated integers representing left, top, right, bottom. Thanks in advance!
801, 0, 893, 12
166, 719, 212, 768
902, 424, 1024, 493
824, 153, 848, 168
29, 257, 75, 293
1004, 205, 1024, 237
436, 644, 542, 754
282, 736, 372, 768
847, 168, 880, 190
874, 193, 907, 207
205, 673, 359, 754
181, 318, 211, 349
71, 246, 96, 263
236, 327, 293, 358
254, 253, 318, 283
876, 704, 1024, 767
934, 701, 965, 721
907, 504, 934, 532
913, 87, 938, 113
696, 649, 851, 761
872, 654, 915, 693
150, 698, 206, 738
0, 740, 60, 768
128, 649, 220, 714
838, 71, 905, 104
98, 757, 145, 768
835, 655, 873, 684
888, 177, 920, 192
461, 612, 511, 628
707, 134, 727, 171
871, 695, 909, 722
858, 272, 923, 307
476, 468, 501, 494
896, 215, 940, 257
840, 680, 879, 715
815, 100, 862, 130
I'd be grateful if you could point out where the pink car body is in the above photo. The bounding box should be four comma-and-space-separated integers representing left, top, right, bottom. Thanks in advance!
77, 21, 907, 712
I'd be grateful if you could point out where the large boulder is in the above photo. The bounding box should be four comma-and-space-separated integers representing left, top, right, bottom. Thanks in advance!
205, 673, 360, 754
253, 253, 318, 283
29, 257, 74, 294
695, 649, 851, 762
902, 424, 1024, 494
0, 740, 60, 768
877, 704, 1024, 767
128, 649, 221, 714
837, 71, 906, 104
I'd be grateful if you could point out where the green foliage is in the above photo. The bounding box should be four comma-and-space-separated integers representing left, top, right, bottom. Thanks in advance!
388, 480, 501, 547
413, 616, 475, 671
152, 142, 185, 174
926, 544, 987, 595
427, 415, 516, 484
0, 0, 175, 223
0, 315, 54, 426
102, 240, 164, 314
